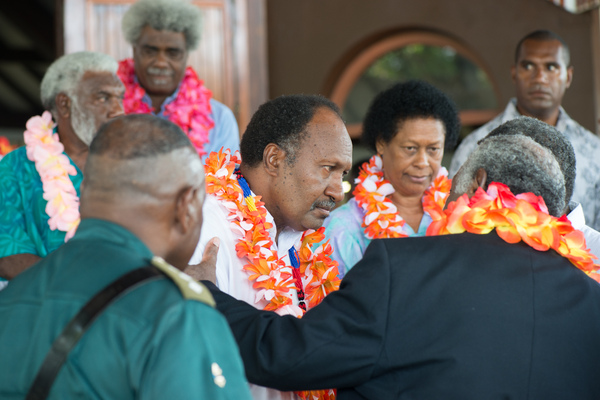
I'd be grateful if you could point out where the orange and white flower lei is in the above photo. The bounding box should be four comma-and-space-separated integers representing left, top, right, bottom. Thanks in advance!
24, 111, 80, 241
426, 182, 600, 281
205, 149, 339, 400
205, 149, 341, 313
117, 58, 215, 158
353, 154, 451, 239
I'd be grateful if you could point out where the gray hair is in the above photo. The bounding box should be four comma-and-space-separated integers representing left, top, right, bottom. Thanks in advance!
122, 0, 202, 50
479, 116, 576, 205
40, 51, 118, 116
453, 135, 566, 217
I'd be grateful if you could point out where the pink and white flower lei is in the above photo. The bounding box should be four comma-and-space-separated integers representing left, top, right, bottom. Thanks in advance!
24, 111, 80, 241
117, 58, 215, 158
353, 154, 451, 239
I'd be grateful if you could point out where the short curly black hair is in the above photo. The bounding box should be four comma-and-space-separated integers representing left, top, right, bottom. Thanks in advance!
240, 94, 342, 167
515, 30, 570, 66
361, 80, 460, 152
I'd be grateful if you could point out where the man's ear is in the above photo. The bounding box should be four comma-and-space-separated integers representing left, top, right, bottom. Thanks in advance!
565, 66, 574, 89
173, 186, 199, 235
262, 143, 286, 177
471, 168, 488, 194
510, 65, 517, 85
55, 93, 71, 119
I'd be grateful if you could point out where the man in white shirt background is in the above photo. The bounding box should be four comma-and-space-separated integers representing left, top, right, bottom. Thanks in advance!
450, 30, 600, 231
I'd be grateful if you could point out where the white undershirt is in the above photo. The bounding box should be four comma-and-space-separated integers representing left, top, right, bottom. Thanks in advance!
190, 194, 302, 400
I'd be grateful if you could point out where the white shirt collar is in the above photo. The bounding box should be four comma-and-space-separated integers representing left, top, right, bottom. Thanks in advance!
567, 201, 586, 230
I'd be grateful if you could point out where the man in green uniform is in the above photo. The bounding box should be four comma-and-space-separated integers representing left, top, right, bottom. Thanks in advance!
0, 114, 252, 399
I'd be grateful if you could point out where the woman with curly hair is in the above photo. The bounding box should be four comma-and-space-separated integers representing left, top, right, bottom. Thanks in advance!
324, 80, 459, 276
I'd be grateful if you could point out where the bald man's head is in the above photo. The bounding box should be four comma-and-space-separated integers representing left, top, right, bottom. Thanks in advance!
81, 114, 205, 268
84, 114, 202, 194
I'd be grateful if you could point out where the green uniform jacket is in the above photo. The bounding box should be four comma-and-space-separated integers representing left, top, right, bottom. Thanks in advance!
0, 218, 252, 399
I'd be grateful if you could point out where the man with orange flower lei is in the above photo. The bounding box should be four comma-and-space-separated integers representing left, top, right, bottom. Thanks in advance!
189, 94, 352, 400
0, 52, 124, 286
118, 0, 239, 163
200, 122, 600, 399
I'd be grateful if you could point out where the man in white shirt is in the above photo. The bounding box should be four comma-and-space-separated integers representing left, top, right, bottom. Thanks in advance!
450, 30, 600, 230
190, 94, 352, 400
568, 202, 600, 259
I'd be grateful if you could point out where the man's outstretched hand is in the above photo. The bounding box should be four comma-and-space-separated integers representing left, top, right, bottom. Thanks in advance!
184, 237, 220, 283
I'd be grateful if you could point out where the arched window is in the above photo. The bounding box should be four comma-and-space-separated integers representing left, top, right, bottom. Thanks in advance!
329, 30, 500, 140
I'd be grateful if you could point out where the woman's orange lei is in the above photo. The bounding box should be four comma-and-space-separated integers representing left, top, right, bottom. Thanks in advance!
117, 59, 215, 158
426, 182, 600, 282
353, 154, 451, 239
205, 149, 339, 400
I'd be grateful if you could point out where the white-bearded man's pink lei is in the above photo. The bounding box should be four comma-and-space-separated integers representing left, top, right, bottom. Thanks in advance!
24, 111, 80, 241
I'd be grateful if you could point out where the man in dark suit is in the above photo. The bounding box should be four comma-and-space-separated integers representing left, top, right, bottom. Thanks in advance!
205, 119, 600, 399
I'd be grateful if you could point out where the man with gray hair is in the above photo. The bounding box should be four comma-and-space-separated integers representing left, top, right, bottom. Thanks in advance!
448, 134, 566, 216
117, 0, 239, 162
474, 116, 600, 259
0, 51, 124, 283
202, 119, 600, 399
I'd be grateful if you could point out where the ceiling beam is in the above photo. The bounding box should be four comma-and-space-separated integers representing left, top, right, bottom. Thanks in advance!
0, 5, 55, 60
0, 45, 49, 63
0, 110, 44, 127
0, 70, 42, 110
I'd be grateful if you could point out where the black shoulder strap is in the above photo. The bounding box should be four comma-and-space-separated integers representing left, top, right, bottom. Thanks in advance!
26, 265, 165, 400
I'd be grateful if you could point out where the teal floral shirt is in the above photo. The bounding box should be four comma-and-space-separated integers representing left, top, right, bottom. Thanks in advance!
0, 147, 82, 276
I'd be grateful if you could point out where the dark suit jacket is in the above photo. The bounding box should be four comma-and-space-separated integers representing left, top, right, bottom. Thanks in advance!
207, 232, 600, 399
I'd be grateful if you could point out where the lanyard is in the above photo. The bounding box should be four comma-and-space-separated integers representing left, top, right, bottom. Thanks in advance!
288, 246, 306, 311
236, 169, 306, 311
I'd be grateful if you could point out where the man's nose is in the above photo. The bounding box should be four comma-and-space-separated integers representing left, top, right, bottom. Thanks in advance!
325, 176, 345, 204
109, 97, 125, 118
153, 50, 170, 67
532, 67, 549, 83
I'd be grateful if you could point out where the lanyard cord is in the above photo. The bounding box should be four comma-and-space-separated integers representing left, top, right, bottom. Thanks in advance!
235, 169, 306, 311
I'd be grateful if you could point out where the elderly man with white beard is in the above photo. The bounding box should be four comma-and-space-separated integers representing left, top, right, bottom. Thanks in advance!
0, 51, 125, 284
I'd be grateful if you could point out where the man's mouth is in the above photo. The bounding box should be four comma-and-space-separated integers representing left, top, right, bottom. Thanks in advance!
311, 199, 336, 215
147, 67, 173, 85
528, 86, 551, 96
